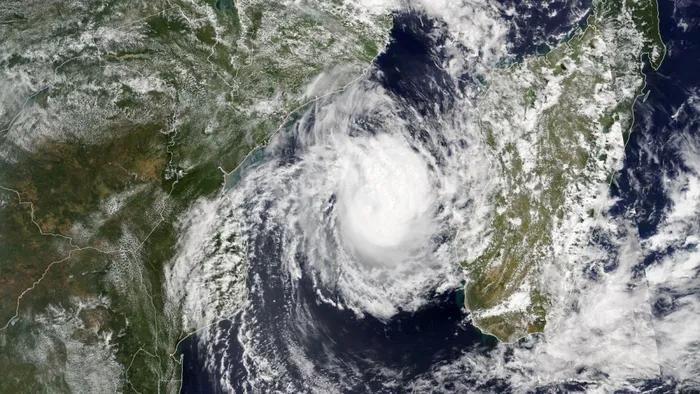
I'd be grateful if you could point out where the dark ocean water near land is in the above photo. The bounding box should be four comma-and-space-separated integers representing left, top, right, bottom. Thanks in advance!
179, 0, 700, 392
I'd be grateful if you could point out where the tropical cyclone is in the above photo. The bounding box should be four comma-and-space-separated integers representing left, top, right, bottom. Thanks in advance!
336, 134, 435, 261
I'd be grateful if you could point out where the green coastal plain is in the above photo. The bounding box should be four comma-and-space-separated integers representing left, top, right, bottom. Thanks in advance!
0, 0, 388, 391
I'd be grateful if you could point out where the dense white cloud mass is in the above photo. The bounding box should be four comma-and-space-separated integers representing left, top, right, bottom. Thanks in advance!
225, 79, 494, 319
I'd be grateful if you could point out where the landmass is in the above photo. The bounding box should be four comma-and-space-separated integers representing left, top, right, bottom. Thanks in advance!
464, 0, 666, 342
0, 0, 389, 391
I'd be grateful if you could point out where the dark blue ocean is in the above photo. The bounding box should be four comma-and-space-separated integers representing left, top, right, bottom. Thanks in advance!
179, 1, 700, 392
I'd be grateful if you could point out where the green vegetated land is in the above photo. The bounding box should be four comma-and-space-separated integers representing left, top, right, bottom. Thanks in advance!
463, 0, 665, 342
0, 0, 389, 392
